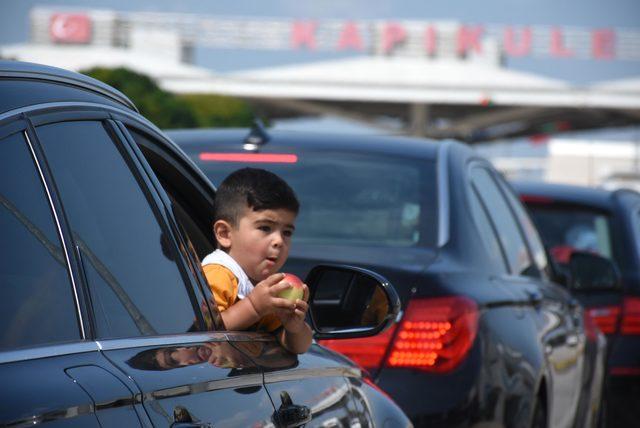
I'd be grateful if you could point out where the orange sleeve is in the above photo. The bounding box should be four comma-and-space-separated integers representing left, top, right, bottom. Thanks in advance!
202, 264, 239, 312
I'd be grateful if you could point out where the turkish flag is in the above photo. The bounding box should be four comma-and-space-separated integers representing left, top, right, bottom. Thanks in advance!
50, 13, 92, 44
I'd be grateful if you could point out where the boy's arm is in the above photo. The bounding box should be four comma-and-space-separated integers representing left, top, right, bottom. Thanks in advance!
277, 321, 312, 354
276, 284, 313, 354
220, 298, 262, 330
223, 273, 296, 331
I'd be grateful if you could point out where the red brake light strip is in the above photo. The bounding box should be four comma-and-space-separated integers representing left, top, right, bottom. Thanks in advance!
199, 152, 298, 163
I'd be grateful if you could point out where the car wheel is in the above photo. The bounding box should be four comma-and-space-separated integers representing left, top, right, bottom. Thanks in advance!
530, 396, 547, 428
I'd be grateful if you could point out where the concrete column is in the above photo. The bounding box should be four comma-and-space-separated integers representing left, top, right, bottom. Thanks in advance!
409, 103, 429, 137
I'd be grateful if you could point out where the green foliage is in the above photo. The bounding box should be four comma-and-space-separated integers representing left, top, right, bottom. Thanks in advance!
81, 67, 255, 129
178, 94, 255, 128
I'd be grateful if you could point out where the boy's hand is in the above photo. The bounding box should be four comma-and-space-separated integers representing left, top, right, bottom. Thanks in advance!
276, 283, 310, 333
247, 273, 298, 317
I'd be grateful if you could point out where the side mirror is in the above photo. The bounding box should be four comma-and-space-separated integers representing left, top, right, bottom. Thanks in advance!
305, 264, 401, 340
568, 251, 621, 292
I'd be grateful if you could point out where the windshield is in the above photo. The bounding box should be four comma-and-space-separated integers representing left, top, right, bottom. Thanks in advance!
526, 205, 614, 264
196, 150, 438, 248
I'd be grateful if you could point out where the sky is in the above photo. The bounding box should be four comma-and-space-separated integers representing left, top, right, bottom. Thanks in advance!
1, 0, 640, 84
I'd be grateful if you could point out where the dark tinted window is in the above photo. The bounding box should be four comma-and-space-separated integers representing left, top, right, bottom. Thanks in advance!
0, 131, 79, 350
468, 185, 507, 273
526, 205, 613, 263
471, 167, 535, 277
195, 153, 438, 248
497, 180, 549, 277
37, 121, 198, 338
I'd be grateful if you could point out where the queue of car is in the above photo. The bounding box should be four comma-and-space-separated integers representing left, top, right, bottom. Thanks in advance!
514, 181, 640, 427
1, 59, 629, 428
168, 126, 614, 428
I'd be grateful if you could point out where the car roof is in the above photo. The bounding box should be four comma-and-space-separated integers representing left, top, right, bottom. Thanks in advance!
0, 60, 137, 113
511, 180, 614, 209
167, 127, 444, 160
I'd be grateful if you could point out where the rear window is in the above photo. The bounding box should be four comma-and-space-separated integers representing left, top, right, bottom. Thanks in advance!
195, 150, 438, 248
525, 204, 613, 263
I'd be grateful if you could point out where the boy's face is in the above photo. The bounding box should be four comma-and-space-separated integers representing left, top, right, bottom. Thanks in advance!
223, 207, 296, 283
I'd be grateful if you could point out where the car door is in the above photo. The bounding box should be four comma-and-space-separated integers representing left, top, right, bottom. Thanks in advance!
28, 112, 278, 427
469, 164, 585, 428
122, 123, 372, 427
0, 123, 143, 427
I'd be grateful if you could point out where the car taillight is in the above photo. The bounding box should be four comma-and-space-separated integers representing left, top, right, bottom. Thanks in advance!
621, 297, 640, 335
320, 296, 479, 374
585, 305, 621, 335
386, 296, 479, 373
318, 326, 397, 371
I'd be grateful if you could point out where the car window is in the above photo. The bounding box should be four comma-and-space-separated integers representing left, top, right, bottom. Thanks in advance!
0, 131, 80, 350
470, 167, 537, 277
125, 127, 223, 330
468, 184, 508, 273
195, 153, 438, 248
526, 204, 613, 264
36, 121, 200, 338
496, 179, 550, 279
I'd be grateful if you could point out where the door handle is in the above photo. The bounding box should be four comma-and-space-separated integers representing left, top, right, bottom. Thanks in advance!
273, 391, 312, 428
172, 405, 212, 428
526, 290, 543, 306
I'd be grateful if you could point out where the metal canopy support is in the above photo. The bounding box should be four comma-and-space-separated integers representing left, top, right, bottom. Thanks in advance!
252, 98, 399, 133
409, 103, 429, 137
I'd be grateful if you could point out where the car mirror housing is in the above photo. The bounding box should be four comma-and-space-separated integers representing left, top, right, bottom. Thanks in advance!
305, 264, 401, 340
568, 251, 621, 292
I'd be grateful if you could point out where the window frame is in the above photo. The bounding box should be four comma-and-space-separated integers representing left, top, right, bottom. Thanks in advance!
494, 177, 551, 281
467, 161, 541, 278
24, 106, 210, 338
115, 118, 224, 331
0, 117, 87, 345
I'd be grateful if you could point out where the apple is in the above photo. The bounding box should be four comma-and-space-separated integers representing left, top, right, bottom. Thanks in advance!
277, 273, 305, 302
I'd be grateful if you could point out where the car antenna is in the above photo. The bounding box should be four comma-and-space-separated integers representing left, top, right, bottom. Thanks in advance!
243, 118, 270, 151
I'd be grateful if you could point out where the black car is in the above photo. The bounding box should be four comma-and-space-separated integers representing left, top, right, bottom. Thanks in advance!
0, 60, 412, 428
168, 125, 610, 428
514, 180, 640, 427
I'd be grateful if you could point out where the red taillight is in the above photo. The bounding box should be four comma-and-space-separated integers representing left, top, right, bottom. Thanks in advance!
320, 296, 479, 373
585, 305, 621, 335
319, 326, 397, 371
621, 297, 640, 335
386, 296, 479, 373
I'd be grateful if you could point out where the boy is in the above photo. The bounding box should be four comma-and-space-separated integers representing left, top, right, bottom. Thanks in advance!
201, 167, 312, 354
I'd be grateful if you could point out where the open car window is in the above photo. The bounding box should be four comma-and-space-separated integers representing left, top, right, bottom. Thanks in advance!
125, 126, 223, 331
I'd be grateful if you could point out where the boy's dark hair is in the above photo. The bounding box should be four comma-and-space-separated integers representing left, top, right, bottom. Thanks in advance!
214, 167, 299, 226
126, 348, 171, 371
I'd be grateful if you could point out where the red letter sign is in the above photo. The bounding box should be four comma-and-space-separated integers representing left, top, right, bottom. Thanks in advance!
337, 22, 364, 51
50, 13, 92, 44
504, 27, 532, 57
291, 21, 317, 50
550, 27, 573, 57
592, 29, 615, 60
457, 25, 484, 56
382, 22, 407, 54
424, 25, 437, 56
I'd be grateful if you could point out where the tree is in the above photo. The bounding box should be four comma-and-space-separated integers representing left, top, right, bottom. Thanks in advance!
178, 94, 255, 128
81, 67, 256, 129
